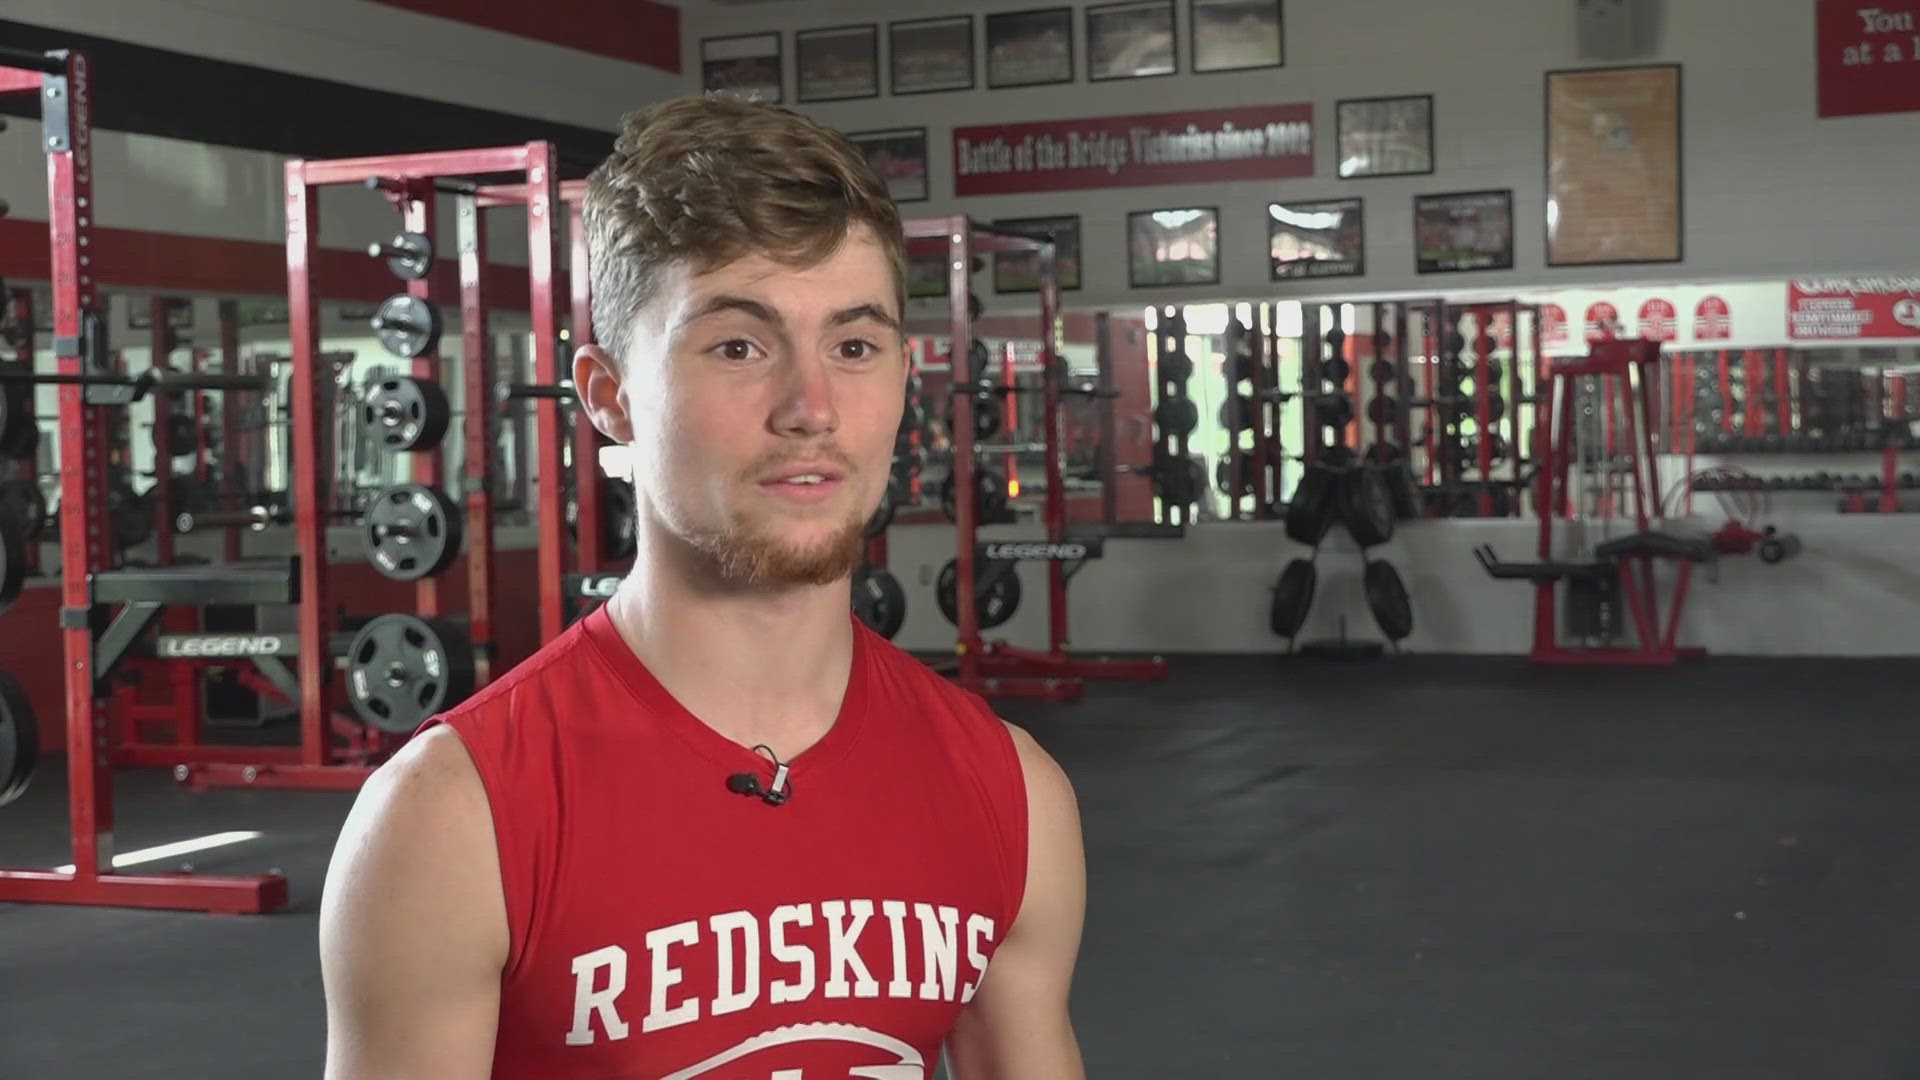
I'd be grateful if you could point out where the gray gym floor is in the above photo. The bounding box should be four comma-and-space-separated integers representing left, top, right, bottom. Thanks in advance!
3, 655, 1918, 1078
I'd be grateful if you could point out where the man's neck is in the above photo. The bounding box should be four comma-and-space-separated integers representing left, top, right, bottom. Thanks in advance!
603, 560, 856, 760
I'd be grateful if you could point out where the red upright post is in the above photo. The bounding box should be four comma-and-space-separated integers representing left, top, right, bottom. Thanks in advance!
527, 142, 566, 643
284, 162, 332, 771
457, 193, 496, 687
1038, 243, 1067, 657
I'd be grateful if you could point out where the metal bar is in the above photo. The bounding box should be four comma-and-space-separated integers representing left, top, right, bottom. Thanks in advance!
295, 145, 531, 187
402, 183, 444, 619
526, 142, 567, 644
0, 870, 287, 913
91, 601, 165, 690
947, 217, 980, 677
457, 193, 496, 686
1037, 235, 1067, 658
0, 46, 69, 74
150, 297, 176, 567
284, 161, 331, 770
176, 762, 379, 792
569, 198, 605, 572
47, 53, 113, 880
218, 301, 242, 562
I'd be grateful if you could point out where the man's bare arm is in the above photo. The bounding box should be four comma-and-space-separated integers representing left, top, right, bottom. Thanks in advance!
944, 722, 1088, 1080
320, 727, 509, 1080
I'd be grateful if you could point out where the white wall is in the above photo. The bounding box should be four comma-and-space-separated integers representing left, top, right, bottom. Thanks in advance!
8, 0, 681, 131
685, 0, 1920, 315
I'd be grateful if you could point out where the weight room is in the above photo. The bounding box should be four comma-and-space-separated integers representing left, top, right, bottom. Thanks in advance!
1, 0, 1917, 1076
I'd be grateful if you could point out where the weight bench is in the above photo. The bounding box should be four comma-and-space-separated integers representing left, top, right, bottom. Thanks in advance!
1592, 531, 1716, 564
87, 558, 303, 703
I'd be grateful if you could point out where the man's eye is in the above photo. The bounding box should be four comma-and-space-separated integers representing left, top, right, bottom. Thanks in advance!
718, 339, 754, 361
838, 339, 879, 360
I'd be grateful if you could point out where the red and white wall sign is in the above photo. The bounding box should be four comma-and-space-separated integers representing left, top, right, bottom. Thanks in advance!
1694, 295, 1731, 341
1636, 298, 1678, 342
1583, 302, 1620, 343
1540, 303, 1569, 346
1788, 278, 1920, 339
1532, 282, 1782, 356
1817, 0, 1920, 117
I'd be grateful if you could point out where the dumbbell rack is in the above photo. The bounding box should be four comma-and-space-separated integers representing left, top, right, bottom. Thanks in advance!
916, 215, 1166, 701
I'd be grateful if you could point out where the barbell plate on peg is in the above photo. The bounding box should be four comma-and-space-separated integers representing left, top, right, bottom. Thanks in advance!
0, 670, 38, 807
363, 376, 451, 452
0, 478, 47, 542
1153, 396, 1199, 438
1364, 559, 1415, 641
935, 557, 1022, 629
371, 294, 443, 359
0, 364, 36, 456
852, 566, 908, 640
1158, 351, 1195, 384
370, 231, 434, 281
344, 614, 475, 735
363, 483, 462, 581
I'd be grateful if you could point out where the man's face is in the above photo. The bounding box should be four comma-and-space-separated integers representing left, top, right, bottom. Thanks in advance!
600, 225, 905, 589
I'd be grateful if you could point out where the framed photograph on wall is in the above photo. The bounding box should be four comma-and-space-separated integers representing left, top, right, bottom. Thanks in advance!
890, 16, 974, 95
1191, 0, 1283, 73
1128, 207, 1220, 287
1414, 189, 1514, 274
846, 127, 930, 203
986, 7, 1074, 88
700, 33, 783, 103
907, 254, 949, 299
1088, 1, 1177, 81
1336, 95, 1434, 179
1546, 64, 1682, 266
796, 25, 878, 102
1268, 198, 1364, 280
992, 215, 1083, 293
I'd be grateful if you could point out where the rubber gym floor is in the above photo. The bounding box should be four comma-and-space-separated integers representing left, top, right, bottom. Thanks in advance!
2, 654, 1917, 1078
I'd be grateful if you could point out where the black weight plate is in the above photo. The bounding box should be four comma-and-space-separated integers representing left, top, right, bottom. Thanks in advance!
1315, 396, 1355, 428
363, 376, 451, 452
935, 557, 1022, 629
1285, 464, 1338, 547
1364, 559, 1414, 641
602, 479, 637, 561
1215, 456, 1248, 496
0, 670, 38, 807
109, 482, 155, 549
967, 338, 992, 382
345, 614, 475, 735
1225, 350, 1251, 386
1219, 393, 1257, 431
1366, 397, 1399, 425
379, 230, 434, 281
1322, 356, 1352, 384
0, 513, 23, 616
1340, 466, 1396, 548
363, 483, 463, 581
1382, 463, 1420, 520
161, 412, 198, 458
1154, 455, 1205, 508
0, 365, 34, 456
944, 391, 1002, 442
1368, 359, 1396, 384
1269, 558, 1316, 638
1159, 351, 1195, 384
372, 294, 443, 359
0, 478, 46, 542
940, 468, 1008, 522
1154, 397, 1199, 438
852, 566, 907, 640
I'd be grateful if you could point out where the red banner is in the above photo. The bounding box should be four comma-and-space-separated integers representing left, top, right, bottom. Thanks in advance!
1817, 0, 1920, 116
1584, 302, 1619, 343
953, 104, 1313, 196
1694, 295, 1731, 341
1789, 277, 1920, 339
1637, 298, 1677, 342
1540, 303, 1569, 346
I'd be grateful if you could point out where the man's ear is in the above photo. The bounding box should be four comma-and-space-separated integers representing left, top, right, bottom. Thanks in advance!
573, 345, 632, 444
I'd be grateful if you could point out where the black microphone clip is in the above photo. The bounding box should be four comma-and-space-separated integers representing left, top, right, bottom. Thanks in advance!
727, 746, 792, 807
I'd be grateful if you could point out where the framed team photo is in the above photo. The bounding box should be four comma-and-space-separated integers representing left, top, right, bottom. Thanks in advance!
907, 254, 949, 299
890, 16, 975, 95
1269, 198, 1364, 280
1191, 0, 1284, 73
700, 33, 783, 103
846, 128, 930, 204
1087, 0, 1178, 81
1336, 95, 1434, 179
992, 215, 1083, 293
796, 25, 879, 103
1414, 189, 1514, 274
986, 7, 1075, 88
1128, 207, 1220, 287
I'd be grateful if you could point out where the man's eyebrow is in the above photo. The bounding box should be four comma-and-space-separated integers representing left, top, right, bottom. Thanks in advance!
828, 303, 900, 333
680, 295, 784, 331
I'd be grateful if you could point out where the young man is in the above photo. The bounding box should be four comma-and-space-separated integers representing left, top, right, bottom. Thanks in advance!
318, 96, 1087, 1079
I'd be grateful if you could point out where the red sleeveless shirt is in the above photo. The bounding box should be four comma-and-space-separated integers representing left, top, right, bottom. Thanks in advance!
418, 605, 1029, 1079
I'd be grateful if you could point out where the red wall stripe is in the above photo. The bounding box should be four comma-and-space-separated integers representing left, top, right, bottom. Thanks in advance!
366, 0, 681, 74
0, 218, 565, 313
